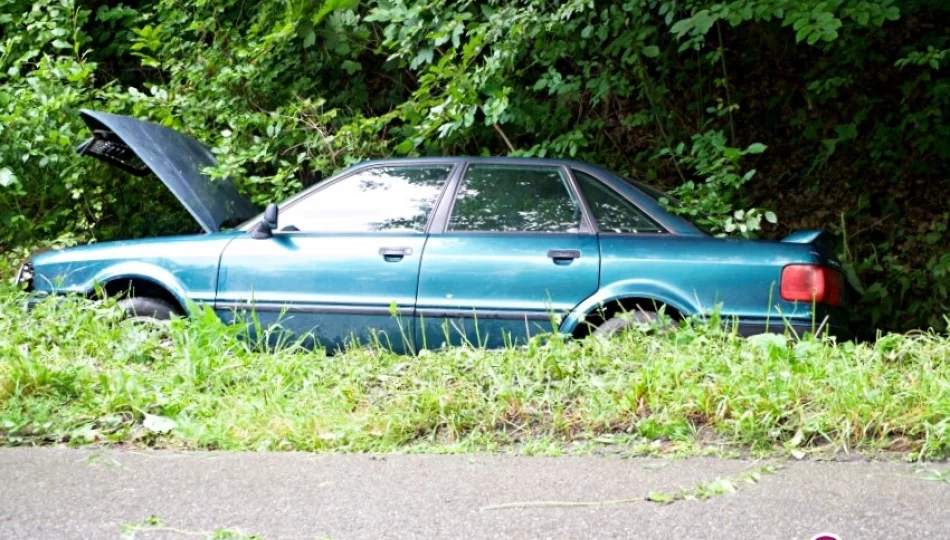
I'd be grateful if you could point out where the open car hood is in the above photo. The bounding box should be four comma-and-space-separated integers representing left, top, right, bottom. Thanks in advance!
76, 110, 259, 233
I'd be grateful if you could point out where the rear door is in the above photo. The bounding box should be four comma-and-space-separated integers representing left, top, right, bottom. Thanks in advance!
216, 163, 456, 352
415, 162, 600, 348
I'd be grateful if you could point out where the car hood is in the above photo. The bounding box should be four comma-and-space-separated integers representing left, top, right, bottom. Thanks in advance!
76, 110, 259, 233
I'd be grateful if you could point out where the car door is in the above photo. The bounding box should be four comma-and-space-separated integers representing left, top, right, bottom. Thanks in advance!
215, 163, 457, 352
415, 162, 600, 349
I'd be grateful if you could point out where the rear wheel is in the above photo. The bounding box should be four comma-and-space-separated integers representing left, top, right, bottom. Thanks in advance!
592, 310, 661, 338
117, 297, 180, 323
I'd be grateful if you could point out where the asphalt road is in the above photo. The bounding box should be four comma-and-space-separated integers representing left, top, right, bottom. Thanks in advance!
1, 448, 948, 539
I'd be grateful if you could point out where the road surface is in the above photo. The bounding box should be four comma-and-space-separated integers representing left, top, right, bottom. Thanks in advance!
1, 448, 947, 539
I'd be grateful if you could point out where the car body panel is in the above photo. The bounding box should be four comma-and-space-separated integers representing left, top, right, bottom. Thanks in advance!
77, 110, 259, 233
215, 232, 427, 352
415, 233, 600, 348
558, 235, 849, 335
29, 233, 241, 311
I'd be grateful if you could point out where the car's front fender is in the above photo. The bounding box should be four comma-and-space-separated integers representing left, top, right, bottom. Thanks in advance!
89, 262, 191, 310
559, 279, 702, 334
29, 233, 240, 312
36, 260, 193, 315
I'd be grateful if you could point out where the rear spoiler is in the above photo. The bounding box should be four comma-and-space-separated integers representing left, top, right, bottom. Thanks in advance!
782, 229, 864, 296
781, 229, 839, 252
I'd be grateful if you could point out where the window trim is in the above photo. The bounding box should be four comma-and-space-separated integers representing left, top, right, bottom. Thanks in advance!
263, 161, 461, 235
433, 161, 596, 235
567, 167, 672, 235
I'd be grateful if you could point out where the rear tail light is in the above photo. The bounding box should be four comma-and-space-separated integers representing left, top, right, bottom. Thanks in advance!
780, 265, 843, 306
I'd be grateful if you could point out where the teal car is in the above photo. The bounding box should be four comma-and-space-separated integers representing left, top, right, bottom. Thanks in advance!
16, 111, 852, 351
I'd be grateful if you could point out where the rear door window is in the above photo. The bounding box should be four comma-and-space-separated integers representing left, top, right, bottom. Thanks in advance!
448, 165, 583, 233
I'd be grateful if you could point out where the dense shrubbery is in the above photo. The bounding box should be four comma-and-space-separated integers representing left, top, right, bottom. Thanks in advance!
1, 0, 949, 333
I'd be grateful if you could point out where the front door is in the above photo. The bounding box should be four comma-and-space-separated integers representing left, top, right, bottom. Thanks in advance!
415, 163, 600, 349
216, 164, 456, 352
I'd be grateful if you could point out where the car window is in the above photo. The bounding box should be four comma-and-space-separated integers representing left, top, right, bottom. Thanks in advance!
448, 165, 582, 233
278, 165, 452, 233
573, 170, 665, 234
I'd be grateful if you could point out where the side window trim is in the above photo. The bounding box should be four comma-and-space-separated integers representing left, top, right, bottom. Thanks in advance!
568, 167, 673, 235
273, 161, 461, 235
425, 160, 468, 234
438, 161, 594, 235
561, 165, 596, 234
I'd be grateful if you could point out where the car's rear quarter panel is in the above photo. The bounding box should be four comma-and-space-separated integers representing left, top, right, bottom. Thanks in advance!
589, 235, 835, 328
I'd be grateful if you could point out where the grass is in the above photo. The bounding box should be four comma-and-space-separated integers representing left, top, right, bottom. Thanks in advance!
1, 287, 950, 458
480, 463, 783, 509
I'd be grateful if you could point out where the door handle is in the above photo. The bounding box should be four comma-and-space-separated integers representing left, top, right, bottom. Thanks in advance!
547, 249, 581, 265
379, 247, 412, 262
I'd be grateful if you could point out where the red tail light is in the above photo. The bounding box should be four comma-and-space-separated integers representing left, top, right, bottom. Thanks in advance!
780, 265, 843, 306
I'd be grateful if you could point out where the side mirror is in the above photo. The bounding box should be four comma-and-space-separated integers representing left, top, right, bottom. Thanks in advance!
250, 203, 279, 240
264, 203, 279, 230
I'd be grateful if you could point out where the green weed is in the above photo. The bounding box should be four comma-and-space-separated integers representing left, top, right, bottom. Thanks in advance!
120, 515, 262, 539
2, 288, 950, 457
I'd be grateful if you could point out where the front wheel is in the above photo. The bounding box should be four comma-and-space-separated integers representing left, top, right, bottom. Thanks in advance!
117, 297, 180, 324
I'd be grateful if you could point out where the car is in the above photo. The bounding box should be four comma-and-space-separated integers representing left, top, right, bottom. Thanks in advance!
15, 110, 853, 351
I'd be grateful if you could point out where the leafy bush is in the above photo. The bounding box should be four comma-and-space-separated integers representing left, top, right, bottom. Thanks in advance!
2, 0, 949, 332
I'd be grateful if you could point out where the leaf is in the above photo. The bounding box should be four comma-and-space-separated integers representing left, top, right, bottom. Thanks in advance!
302, 28, 316, 49
747, 333, 788, 351
394, 139, 416, 154
313, 0, 359, 26
764, 211, 778, 224
648, 491, 677, 504
0, 168, 18, 187
669, 19, 693, 38
142, 414, 176, 434
746, 142, 767, 154
691, 10, 717, 35
641, 45, 660, 58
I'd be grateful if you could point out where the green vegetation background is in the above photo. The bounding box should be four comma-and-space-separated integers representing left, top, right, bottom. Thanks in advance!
1, 0, 948, 334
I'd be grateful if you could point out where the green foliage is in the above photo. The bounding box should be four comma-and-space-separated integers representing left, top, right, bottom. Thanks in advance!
3, 292, 950, 457
1, 0, 948, 332
658, 131, 774, 236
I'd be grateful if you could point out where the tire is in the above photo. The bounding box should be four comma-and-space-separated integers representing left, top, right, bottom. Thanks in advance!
117, 297, 180, 323
592, 310, 660, 339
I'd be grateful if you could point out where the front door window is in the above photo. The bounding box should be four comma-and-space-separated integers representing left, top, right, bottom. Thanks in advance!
279, 165, 453, 233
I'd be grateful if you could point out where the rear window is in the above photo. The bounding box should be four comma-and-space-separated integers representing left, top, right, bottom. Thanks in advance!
573, 171, 664, 234
625, 178, 713, 236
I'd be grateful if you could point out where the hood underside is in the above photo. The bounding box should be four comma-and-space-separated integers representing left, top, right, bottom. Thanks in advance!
77, 110, 259, 233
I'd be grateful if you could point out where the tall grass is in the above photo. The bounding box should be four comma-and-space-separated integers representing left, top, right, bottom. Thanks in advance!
1, 287, 949, 457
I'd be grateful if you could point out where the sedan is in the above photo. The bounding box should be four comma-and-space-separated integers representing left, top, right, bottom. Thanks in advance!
16, 111, 853, 351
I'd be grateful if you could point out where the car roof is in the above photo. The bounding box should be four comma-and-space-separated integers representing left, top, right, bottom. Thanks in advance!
352, 156, 601, 168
